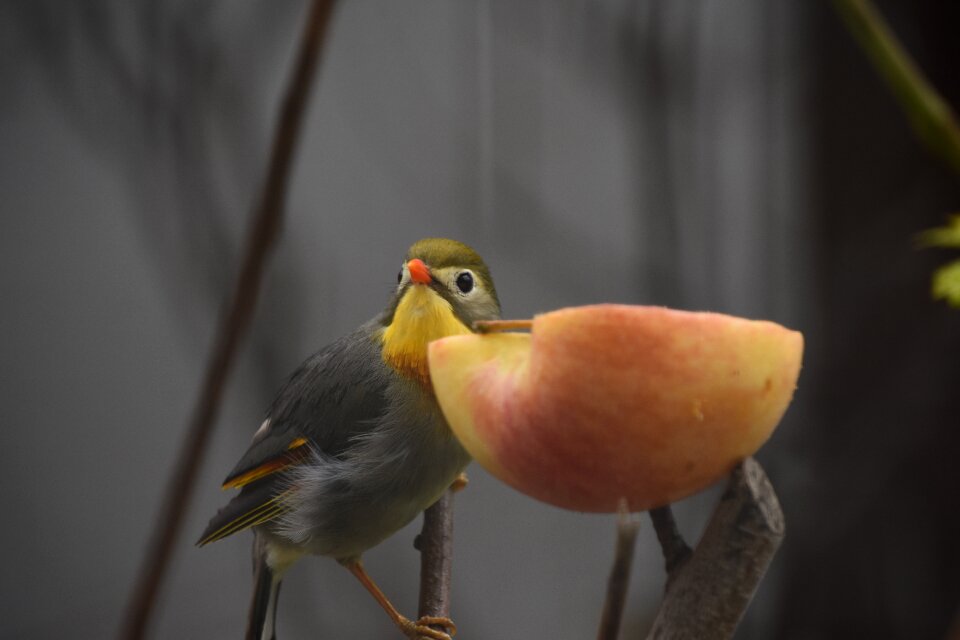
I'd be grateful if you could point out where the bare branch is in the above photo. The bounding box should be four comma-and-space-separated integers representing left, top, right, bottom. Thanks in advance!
415, 489, 456, 638
596, 502, 641, 640
646, 458, 785, 640
118, 2, 338, 638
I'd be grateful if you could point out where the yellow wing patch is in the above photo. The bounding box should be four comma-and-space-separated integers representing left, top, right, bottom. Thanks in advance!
221, 438, 310, 490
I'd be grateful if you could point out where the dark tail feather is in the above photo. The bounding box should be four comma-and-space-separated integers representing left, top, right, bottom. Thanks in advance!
197, 479, 286, 547
247, 535, 282, 640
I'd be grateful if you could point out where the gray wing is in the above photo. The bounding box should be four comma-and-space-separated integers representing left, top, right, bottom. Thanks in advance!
198, 319, 393, 546
222, 318, 391, 488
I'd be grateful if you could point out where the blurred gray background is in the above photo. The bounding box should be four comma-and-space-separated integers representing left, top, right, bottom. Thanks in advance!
2, 1, 959, 638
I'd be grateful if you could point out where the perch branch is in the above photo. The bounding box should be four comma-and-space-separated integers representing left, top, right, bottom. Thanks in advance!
833, 0, 960, 177
645, 458, 785, 640
415, 489, 456, 638
596, 502, 641, 640
118, 2, 337, 638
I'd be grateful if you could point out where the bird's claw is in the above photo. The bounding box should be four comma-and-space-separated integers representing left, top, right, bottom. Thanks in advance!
402, 615, 457, 640
418, 616, 456, 635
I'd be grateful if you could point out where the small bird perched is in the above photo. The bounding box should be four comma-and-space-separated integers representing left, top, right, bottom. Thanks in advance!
198, 238, 500, 640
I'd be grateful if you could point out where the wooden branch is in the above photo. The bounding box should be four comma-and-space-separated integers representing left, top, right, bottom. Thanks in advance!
415, 489, 456, 638
118, 2, 337, 638
645, 458, 785, 640
596, 502, 641, 640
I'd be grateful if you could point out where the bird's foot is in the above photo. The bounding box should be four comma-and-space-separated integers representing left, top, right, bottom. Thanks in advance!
400, 615, 457, 640
450, 472, 468, 493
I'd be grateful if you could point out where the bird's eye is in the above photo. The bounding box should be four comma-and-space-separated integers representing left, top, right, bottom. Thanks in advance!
397, 270, 403, 284
455, 272, 474, 294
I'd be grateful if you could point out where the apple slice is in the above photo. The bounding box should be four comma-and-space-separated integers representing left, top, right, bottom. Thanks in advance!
428, 304, 803, 512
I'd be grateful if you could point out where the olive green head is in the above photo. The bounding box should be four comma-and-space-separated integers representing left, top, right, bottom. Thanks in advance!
379, 238, 501, 383
383, 238, 501, 329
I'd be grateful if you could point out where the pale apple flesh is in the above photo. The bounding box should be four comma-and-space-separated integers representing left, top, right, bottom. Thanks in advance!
428, 304, 803, 513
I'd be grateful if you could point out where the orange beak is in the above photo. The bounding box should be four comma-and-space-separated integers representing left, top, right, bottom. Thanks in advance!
407, 258, 432, 284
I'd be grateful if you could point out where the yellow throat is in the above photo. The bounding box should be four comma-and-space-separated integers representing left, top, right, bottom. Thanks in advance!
382, 285, 471, 384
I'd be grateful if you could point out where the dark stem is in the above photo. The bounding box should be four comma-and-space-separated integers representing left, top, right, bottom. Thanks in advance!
648, 505, 693, 576
416, 489, 456, 636
645, 458, 785, 640
117, 2, 337, 638
833, 0, 960, 176
596, 502, 641, 640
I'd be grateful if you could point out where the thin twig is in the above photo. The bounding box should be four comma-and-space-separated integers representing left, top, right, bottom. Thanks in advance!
833, 0, 960, 176
473, 318, 534, 333
648, 506, 692, 576
645, 458, 785, 640
596, 501, 641, 640
416, 489, 456, 638
118, 2, 337, 638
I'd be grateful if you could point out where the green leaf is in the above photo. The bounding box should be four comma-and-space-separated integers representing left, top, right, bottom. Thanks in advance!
931, 259, 960, 307
917, 213, 960, 248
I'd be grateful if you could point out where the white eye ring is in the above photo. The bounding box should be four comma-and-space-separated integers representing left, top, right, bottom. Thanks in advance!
453, 270, 476, 295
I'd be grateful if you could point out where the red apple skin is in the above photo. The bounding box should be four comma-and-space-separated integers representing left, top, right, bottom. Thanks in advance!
428, 304, 803, 512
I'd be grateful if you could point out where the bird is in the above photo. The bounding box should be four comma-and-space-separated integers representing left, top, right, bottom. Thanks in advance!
198, 238, 501, 640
